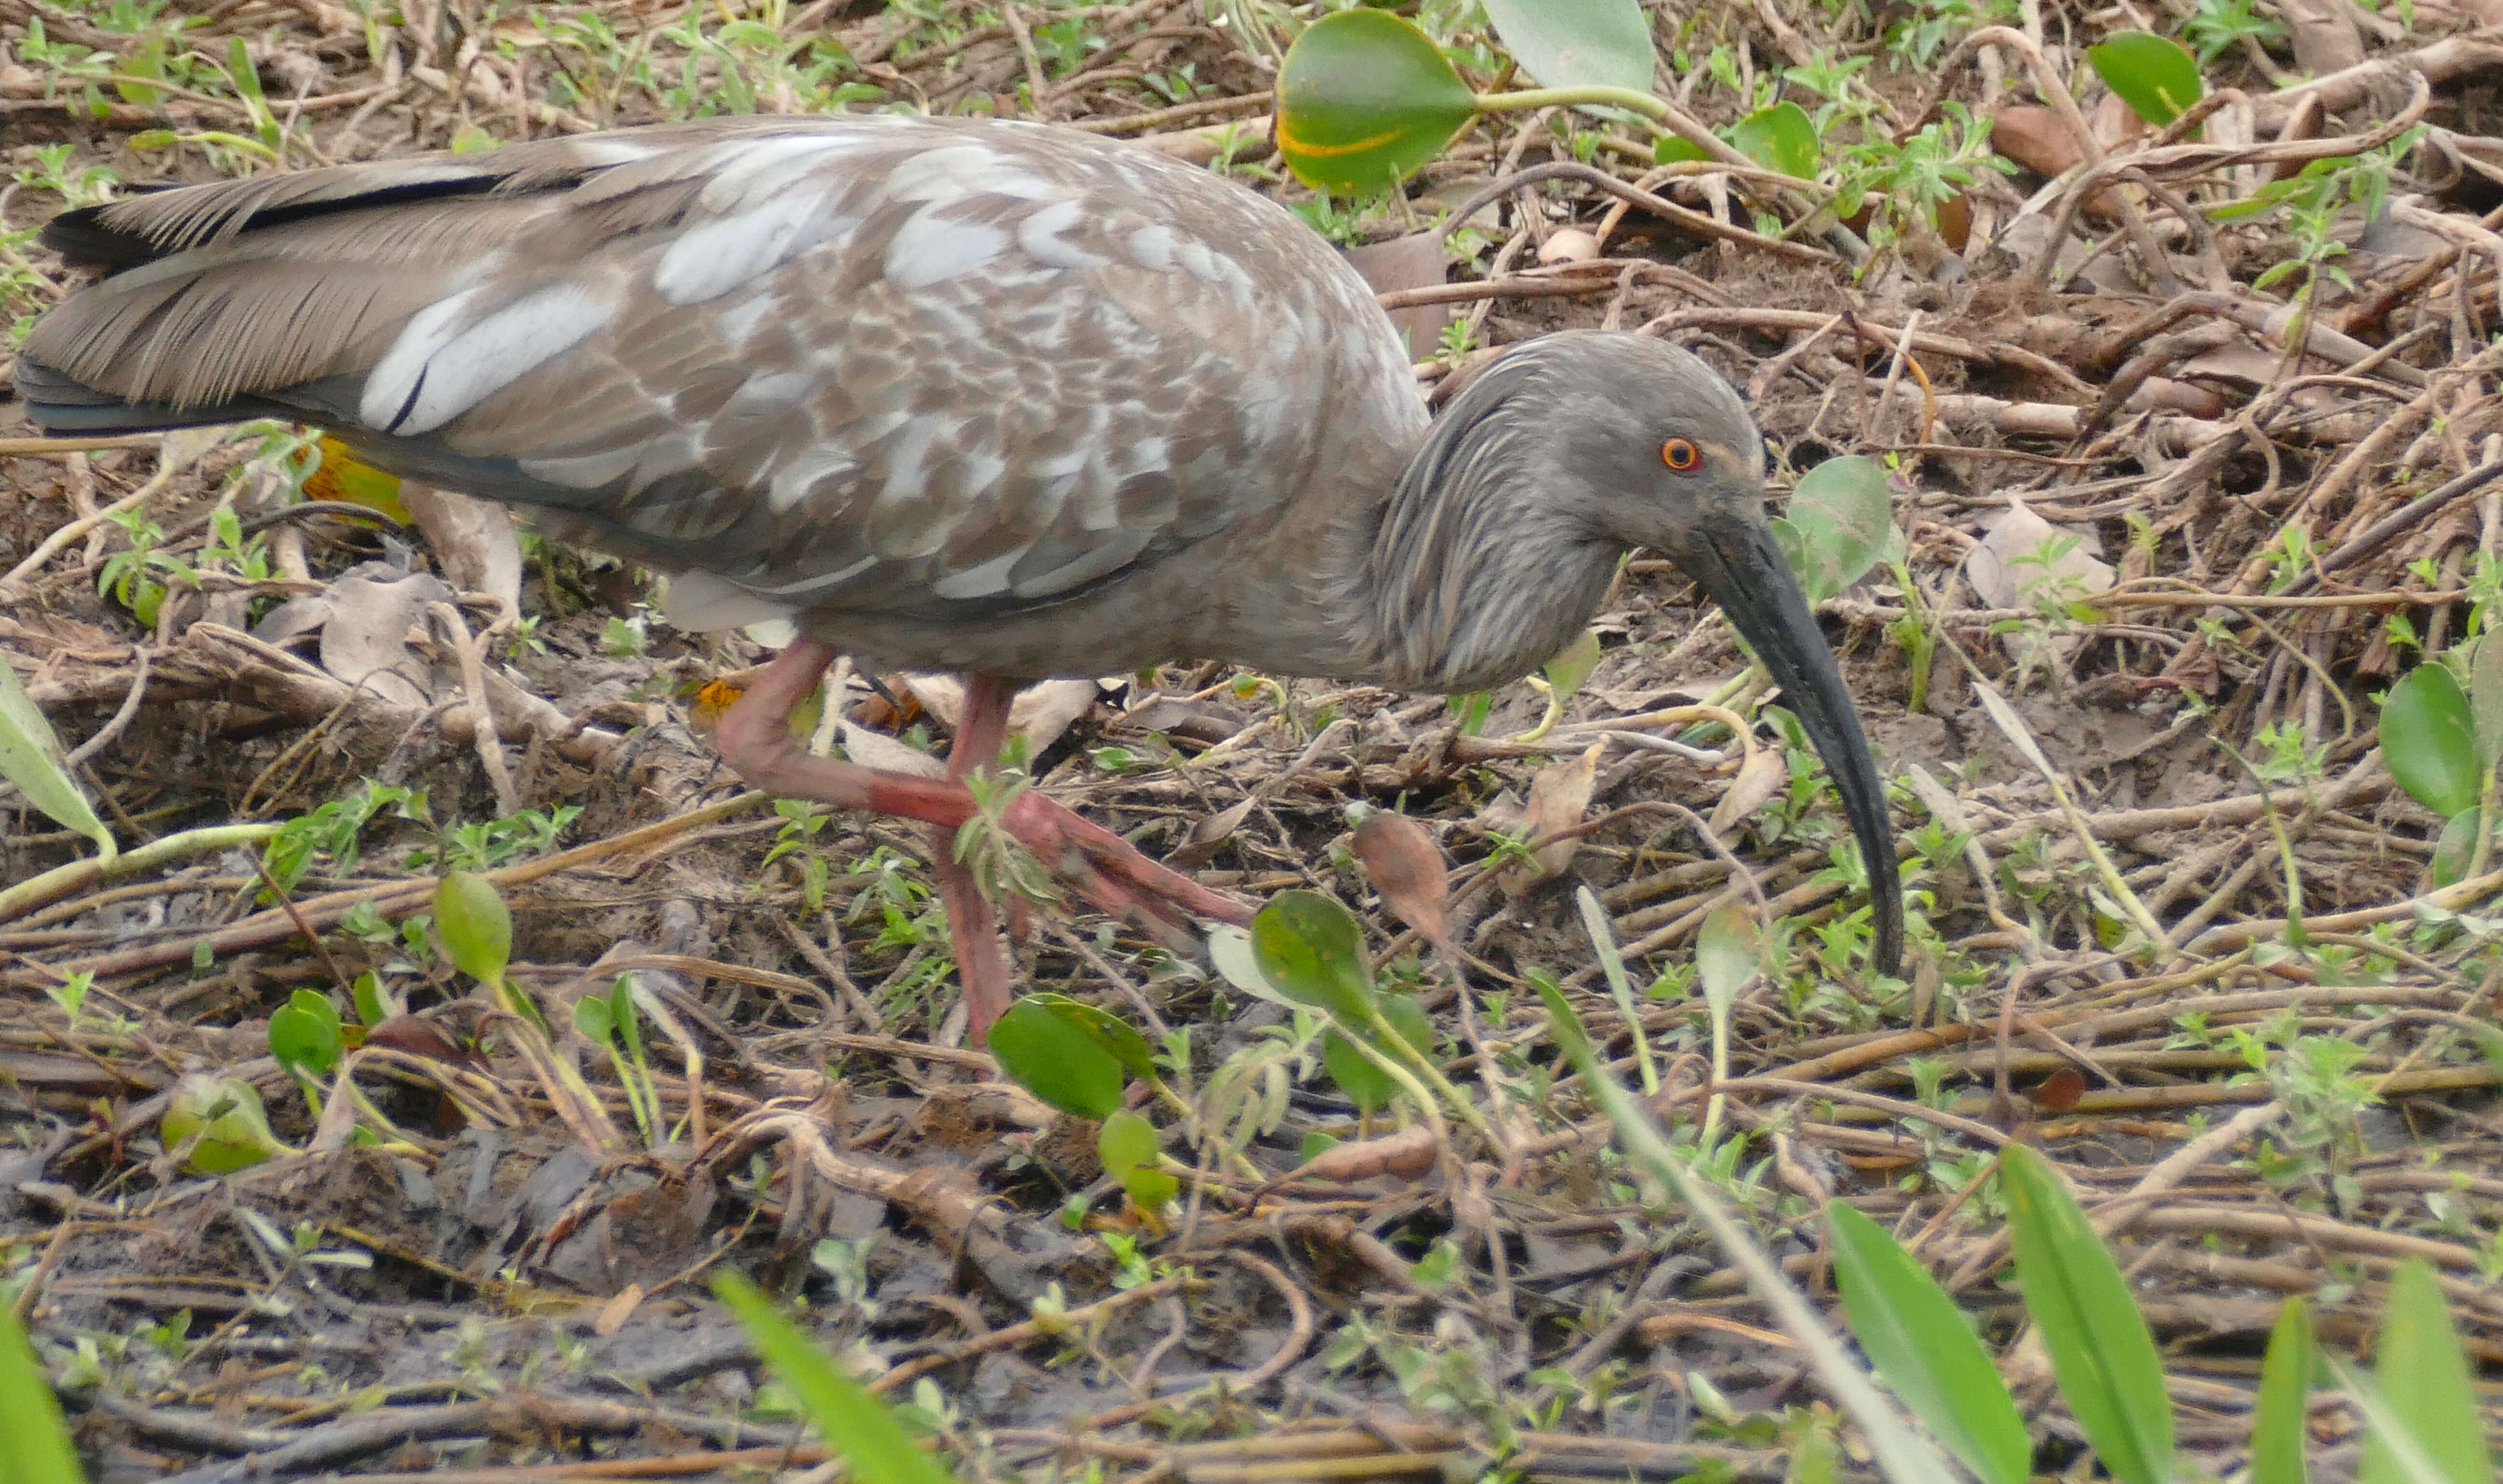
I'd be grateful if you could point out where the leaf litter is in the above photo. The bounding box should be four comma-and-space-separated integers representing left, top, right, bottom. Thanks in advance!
2, 0, 2503, 1479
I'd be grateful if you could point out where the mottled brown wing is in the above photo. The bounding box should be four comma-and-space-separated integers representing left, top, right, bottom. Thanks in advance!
23, 116, 1419, 630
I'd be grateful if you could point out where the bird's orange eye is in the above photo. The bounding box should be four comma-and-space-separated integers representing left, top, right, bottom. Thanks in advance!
1662, 438, 1702, 473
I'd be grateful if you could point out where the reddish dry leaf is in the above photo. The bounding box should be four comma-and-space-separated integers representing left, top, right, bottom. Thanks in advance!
2031, 1066, 2087, 1113
593, 1283, 644, 1336
1990, 105, 2084, 179
1500, 742, 1602, 894
1708, 745, 1790, 835
1350, 806, 1451, 950
1289, 1123, 1439, 1185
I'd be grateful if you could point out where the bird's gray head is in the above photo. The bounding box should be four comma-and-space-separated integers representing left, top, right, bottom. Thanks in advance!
1374, 329, 1902, 975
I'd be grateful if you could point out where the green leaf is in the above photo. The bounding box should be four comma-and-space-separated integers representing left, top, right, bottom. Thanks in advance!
1653, 134, 1710, 165
986, 999, 1124, 1120
116, 28, 167, 106
1097, 1109, 1178, 1211
2430, 808, 2479, 890
2250, 1298, 2315, 1484
1543, 628, 1603, 702
2085, 31, 2203, 126
2471, 634, 2503, 771
1024, 993, 1157, 1082
713, 1273, 958, 1484
1695, 903, 1759, 1022
574, 993, 615, 1045
0, 649, 114, 863
0, 1299, 82, 1484
434, 870, 512, 984
1780, 454, 1897, 604
2358, 1259, 2489, 1484
1276, 10, 1477, 195
2383, 664, 2483, 818
2000, 1144, 2174, 1484
269, 990, 343, 1081
160, 1074, 289, 1175
1320, 991, 1433, 1114
1250, 890, 1376, 1022
1826, 1202, 2030, 1484
1478, 0, 1654, 93
1728, 101, 1819, 179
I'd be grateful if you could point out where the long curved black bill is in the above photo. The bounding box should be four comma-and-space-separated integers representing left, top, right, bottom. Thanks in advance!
1679, 515, 1904, 977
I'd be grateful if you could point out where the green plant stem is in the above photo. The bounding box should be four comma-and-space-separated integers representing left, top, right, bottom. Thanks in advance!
2471, 768, 2498, 882
1471, 84, 1728, 163
1537, 981, 1952, 1484
0, 822, 280, 922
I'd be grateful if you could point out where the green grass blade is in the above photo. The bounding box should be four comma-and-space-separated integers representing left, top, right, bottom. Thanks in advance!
1827, 1201, 2030, 1484
714, 1273, 955, 1484
2000, 1145, 2173, 1484
2249, 1297, 2315, 1484
0, 1299, 84, 1484
2358, 1259, 2489, 1484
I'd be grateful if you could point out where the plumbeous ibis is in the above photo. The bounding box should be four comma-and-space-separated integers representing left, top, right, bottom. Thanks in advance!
16, 114, 1902, 1037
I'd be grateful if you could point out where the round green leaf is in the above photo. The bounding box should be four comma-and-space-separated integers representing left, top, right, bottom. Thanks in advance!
1653, 135, 1710, 165
1097, 1109, 1179, 1211
2383, 664, 2483, 819
1478, 0, 1654, 93
1783, 454, 1898, 603
987, 999, 1124, 1120
1320, 1027, 1399, 1114
2001, 1144, 2174, 1484
2085, 32, 2202, 126
1276, 10, 1477, 195
269, 994, 342, 1081
435, 869, 512, 983
161, 1074, 289, 1175
1025, 993, 1158, 1081
1828, 1202, 2030, 1484
1250, 890, 1375, 1021
2431, 808, 2480, 890
574, 993, 615, 1043
1728, 101, 1819, 180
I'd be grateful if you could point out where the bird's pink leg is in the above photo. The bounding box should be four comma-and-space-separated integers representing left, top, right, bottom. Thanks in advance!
713, 643, 1255, 1036
932, 673, 1016, 1040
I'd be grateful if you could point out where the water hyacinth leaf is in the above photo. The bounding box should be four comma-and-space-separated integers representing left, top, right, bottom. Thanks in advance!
0, 650, 115, 863
1779, 454, 1897, 604
713, 1273, 958, 1484
1728, 101, 1819, 179
1098, 1109, 1178, 1212
2382, 664, 2482, 818
1826, 1202, 2029, 1484
2249, 1298, 2316, 1484
0, 1300, 81, 1484
2001, 1144, 2174, 1484
1251, 890, 1375, 1021
1479, 0, 1654, 93
435, 869, 513, 984
2086, 31, 2203, 126
986, 999, 1124, 1120
2358, 1259, 2488, 1484
1025, 993, 1158, 1081
1275, 10, 1476, 195
1695, 902, 1760, 1021
161, 1074, 289, 1175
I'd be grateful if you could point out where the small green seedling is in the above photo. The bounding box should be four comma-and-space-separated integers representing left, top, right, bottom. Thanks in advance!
985, 993, 1183, 1217
575, 975, 662, 1146
2381, 635, 2503, 884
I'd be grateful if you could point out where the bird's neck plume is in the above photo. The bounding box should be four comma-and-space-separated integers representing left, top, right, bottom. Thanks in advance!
1363, 366, 1622, 693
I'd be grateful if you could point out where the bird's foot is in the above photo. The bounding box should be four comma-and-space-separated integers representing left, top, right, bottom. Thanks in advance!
992, 786, 1255, 938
